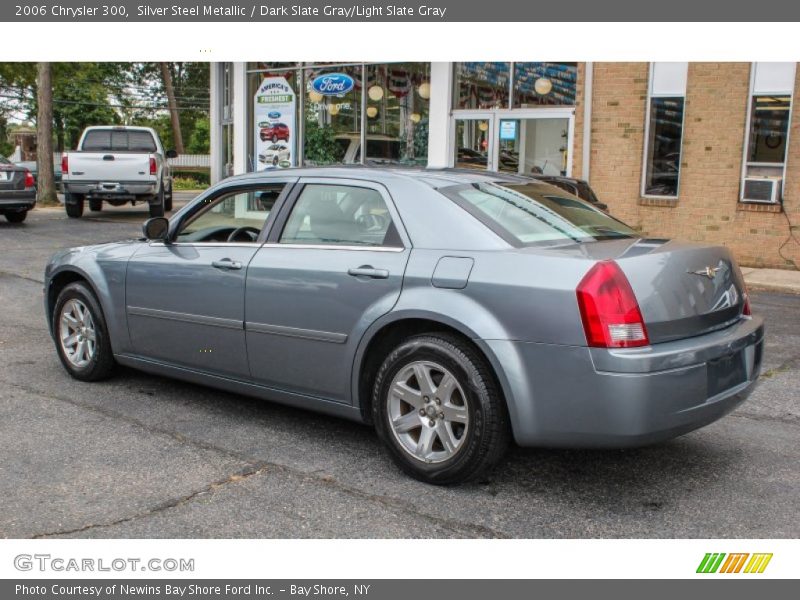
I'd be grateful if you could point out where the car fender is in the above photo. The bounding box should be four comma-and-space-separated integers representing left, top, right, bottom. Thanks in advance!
45, 244, 135, 353
350, 295, 524, 435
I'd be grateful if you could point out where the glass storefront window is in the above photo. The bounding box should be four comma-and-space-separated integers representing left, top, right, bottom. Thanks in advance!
454, 119, 490, 169
304, 65, 361, 165
363, 63, 430, 164
454, 62, 511, 109
513, 63, 577, 107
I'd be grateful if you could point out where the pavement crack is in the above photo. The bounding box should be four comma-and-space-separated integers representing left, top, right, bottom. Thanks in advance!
31, 464, 271, 539
758, 356, 800, 380
0, 269, 44, 284
4, 378, 509, 539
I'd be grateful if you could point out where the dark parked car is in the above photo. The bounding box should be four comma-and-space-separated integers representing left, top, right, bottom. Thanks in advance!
15, 160, 63, 191
45, 167, 763, 484
260, 123, 290, 143
0, 156, 36, 223
530, 174, 609, 211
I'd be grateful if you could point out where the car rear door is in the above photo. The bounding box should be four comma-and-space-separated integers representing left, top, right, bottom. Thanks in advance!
245, 177, 411, 404
125, 180, 295, 378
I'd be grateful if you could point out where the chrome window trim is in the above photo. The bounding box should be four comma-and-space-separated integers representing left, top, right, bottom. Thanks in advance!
261, 242, 405, 253
148, 241, 261, 249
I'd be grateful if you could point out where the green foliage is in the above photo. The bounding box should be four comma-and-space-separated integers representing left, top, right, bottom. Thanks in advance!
172, 175, 209, 190
187, 117, 210, 153
0, 62, 210, 153
304, 119, 344, 164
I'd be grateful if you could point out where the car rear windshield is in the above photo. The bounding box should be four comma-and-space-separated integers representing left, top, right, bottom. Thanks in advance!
440, 182, 638, 246
81, 129, 157, 152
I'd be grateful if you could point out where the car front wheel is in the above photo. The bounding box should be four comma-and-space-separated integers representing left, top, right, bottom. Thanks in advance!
5, 210, 27, 223
373, 333, 510, 484
53, 282, 115, 381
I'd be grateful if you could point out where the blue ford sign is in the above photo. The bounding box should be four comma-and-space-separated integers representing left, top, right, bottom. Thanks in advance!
268, 111, 281, 119
311, 73, 355, 96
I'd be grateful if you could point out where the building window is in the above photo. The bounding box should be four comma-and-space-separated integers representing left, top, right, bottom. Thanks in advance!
454, 62, 511, 109
642, 62, 688, 198
741, 63, 796, 204
513, 63, 577, 107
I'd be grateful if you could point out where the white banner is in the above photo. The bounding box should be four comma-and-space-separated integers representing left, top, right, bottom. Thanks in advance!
1, 539, 798, 579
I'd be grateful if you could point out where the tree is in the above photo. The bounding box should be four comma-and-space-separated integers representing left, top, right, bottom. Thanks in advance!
36, 63, 57, 206
160, 62, 184, 153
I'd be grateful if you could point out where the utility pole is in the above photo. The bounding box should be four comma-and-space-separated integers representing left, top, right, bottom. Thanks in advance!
36, 62, 57, 206
160, 62, 184, 153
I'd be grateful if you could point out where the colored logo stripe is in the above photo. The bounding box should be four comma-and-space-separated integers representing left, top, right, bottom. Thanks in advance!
697, 553, 773, 574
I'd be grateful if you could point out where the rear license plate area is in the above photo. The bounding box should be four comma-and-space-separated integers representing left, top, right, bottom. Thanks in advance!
707, 350, 747, 396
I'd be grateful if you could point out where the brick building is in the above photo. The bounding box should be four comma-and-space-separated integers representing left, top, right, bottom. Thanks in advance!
211, 62, 799, 269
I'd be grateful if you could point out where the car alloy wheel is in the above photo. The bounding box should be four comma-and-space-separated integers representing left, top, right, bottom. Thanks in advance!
59, 298, 97, 368
387, 360, 469, 463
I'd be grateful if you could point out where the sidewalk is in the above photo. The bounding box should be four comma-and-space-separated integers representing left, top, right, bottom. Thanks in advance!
742, 267, 800, 295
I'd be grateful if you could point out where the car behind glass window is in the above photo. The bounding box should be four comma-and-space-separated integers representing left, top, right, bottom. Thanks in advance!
279, 184, 400, 247
441, 182, 638, 245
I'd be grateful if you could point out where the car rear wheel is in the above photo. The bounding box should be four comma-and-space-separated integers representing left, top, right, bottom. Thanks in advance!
53, 282, 115, 381
89, 199, 103, 212
164, 186, 173, 212
5, 211, 27, 223
65, 192, 84, 218
373, 333, 510, 484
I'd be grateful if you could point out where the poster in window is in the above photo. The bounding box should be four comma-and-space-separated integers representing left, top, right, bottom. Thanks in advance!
254, 77, 297, 170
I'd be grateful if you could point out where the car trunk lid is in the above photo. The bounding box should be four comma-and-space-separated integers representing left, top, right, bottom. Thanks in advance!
604, 239, 748, 343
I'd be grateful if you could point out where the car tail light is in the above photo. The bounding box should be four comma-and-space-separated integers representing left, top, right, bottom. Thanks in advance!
576, 260, 650, 348
24, 170, 35, 188
742, 289, 752, 316
149, 157, 157, 176
61, 154, 68, 174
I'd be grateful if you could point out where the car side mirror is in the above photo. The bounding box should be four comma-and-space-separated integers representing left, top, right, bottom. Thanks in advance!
165, 149, 178, 159
143, 217, 170, 241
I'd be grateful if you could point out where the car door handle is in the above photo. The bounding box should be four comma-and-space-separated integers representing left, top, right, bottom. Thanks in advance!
212, 259, 243, 270
348, 266, 389, 279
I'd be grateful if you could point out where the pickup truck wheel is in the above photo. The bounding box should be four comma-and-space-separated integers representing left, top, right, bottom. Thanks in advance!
5, 211, 27, 223
164, 186, 173, 212
65, 193, 84, 218
89, 199, 103, 212
373, 333, 510, 485
149, 185, 165, 218
53, 282, 115, 381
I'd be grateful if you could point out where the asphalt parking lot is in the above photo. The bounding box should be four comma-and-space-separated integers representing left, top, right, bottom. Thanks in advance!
1, 195, 798, 538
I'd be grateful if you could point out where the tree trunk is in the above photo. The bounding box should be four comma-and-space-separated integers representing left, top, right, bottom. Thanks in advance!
160, 62, 184, 154
36, 62, 58, 206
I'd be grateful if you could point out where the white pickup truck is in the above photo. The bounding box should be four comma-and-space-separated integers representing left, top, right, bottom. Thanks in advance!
61, 126, 176, 218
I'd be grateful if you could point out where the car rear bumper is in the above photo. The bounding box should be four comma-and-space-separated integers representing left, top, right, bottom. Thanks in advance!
65, 181, 157, 199
0, 189, 36, 211
483, 315, 764, 447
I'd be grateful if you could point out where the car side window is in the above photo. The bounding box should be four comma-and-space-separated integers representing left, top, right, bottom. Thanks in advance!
279, 184, 402, 248
176, 184, 285, 243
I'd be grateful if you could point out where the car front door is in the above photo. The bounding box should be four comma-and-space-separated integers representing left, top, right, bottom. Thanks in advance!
125, 180, 294, 378
245, 178, 411, 403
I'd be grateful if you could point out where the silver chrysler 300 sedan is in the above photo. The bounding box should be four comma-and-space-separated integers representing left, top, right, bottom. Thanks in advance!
44, 168, 764, 484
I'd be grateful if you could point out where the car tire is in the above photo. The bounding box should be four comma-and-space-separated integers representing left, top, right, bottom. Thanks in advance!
65, 193, 84, 218
164, 186, 173, 212
271, 135, 278, 143
372, 333, 510, 485
149, 185, 165, 218
52, 282, 115, 382
5, 210, 27, 223
89, 199, 103, 212
273, 156, 279, 166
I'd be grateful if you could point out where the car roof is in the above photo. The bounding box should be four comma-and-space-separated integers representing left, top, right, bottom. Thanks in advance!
227, 165, 555, 190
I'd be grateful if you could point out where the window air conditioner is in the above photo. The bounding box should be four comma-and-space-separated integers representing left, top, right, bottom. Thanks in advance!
741, 176, 782, 204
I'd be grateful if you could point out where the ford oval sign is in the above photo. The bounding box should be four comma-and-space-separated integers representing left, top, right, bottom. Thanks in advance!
311, 73, 355, 96
268, 111, 281, 119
